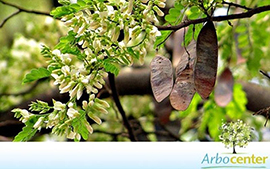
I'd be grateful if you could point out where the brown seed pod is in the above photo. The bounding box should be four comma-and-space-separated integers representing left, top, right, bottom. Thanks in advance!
214, 67, 234, 107
175, 40, 196, 77
194, 21, 218, 99
150, 55, 173, 102
170, 67, 195, 111
170, 41, 196, 111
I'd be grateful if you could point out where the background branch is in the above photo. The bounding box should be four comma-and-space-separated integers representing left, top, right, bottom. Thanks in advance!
0, 0, 51, 28
222, 1, 252, 10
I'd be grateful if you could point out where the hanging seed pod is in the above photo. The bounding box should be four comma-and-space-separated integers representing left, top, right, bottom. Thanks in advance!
194, 21, 218, 99
175, 40, 196, 76
170, 67, 195, 110
214, 67, 234, 107
170, 41, 196, 111
150, 55, 173, 102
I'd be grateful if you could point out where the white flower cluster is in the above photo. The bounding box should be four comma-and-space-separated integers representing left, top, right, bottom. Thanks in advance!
50, 49, 108, 101
62, 0, 165, 64
12, 0, 167, 141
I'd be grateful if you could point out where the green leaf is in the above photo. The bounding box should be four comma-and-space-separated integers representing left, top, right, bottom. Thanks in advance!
154, 30, 172, 48
22, 67, 51, 84
50, 6, 77, 18
225, 83, 247, 120
164, 2, 184, 24
208, 108, 225, 141
55, 31, 81, 55
13, 116, 39, 142
78, 120, 89, 140
103, 58, 120, 76
14, 125, 38, 142
187, 6, 201, 20
127, 47, 139, 60
183, 24, 202, 46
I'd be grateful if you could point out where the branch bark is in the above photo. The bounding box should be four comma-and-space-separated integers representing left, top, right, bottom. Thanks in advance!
1, 68, 270, 138
157, 5, 270, 31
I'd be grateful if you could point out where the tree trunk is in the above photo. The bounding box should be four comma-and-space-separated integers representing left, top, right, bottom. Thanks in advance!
233, 142, 237, 154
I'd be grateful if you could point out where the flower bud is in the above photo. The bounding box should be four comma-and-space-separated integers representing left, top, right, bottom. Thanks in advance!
111, 26, 121, 42
127, 0, 134, 14
82, 100, 88, 110
88, 113, 102, 125
85, 9, 91, 16
77, 24, 86, 35
92, 105, 109, 114
157, 2, 166, 8
33, 117, 45, 129
92, 88, 98, 94
153, 6, 164, 16
85, 122, 93, 134
141, 0, 148, 3
60, 81, 76, 94
82, 41, 89, 48
67, 108, 80, 119
90, 94, 95, 100
95, 98, 110, 108
89, 100, 94, 106
53, 100, 66, 111
94, 81, 103, 89
77, 83, 84, 100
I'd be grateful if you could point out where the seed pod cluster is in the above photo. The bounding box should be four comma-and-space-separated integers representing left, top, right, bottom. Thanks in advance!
150, 21, 219, 110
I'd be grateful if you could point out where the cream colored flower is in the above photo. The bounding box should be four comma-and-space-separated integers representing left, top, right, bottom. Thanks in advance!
67, 108, 80, 119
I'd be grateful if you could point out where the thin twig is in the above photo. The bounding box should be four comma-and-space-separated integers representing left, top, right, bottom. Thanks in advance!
222, 0, 252, 10
156, 5, 270, 31
0, 10, 20, 28
108, 73, 137, 141
260, 70, 270, 80
0, 0, 51, 28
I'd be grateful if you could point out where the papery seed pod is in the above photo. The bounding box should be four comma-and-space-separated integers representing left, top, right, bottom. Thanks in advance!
175, 40, 196, 77
194, 21, 218, 99
170, 67, 195, 111
150, 55, 173, 102
214, 67, 234, 107
170, 41, 196, 111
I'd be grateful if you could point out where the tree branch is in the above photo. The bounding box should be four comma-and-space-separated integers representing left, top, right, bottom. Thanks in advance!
157, 5, 270, 31
0, 10, 20, 28
0, 0, 51, 28
108, 73, 137, 141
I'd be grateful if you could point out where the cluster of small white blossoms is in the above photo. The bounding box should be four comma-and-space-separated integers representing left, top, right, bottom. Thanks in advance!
12, 0, 167, 140
62, 0, 166, 64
